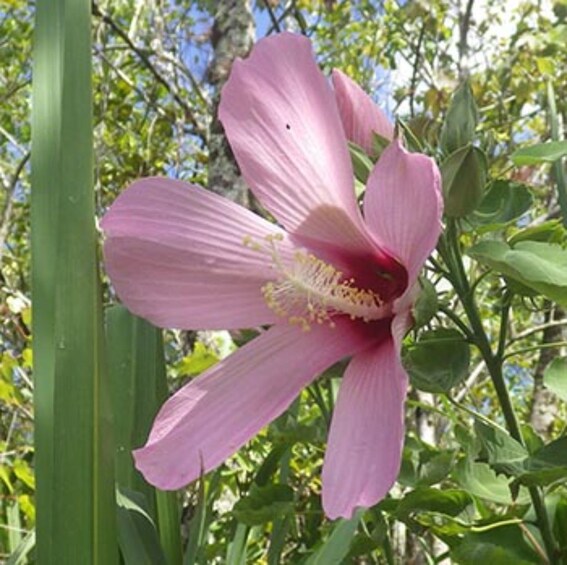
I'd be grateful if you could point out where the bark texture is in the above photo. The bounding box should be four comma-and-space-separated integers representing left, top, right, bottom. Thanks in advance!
208, 0, 254, 206
530, 304, 565, 439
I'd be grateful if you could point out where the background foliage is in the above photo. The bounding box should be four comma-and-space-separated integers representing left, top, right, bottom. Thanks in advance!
2, 0, 567, 562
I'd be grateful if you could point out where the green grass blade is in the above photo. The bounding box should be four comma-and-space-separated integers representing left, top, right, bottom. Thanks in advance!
106, 306, 182, 564
116, 487, 168, 565
183, 476, 207, 565
6, 530, 36, 565
547, 81, 567, 228
226, 523, 249, 565
305, 510, 363, 565
184, 469, 223, 565
267, 399, 300, 565
6, 500, 22, 553
31, 1, 117, 562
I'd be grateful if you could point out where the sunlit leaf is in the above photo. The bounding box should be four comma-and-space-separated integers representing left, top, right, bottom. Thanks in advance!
511, 140, 567, 165
469, 240, 567, 306
451, 525, 540, 564
454, 459, 529, 505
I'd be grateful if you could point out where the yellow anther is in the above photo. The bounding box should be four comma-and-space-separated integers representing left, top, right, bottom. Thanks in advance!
242, 234, 263, 252
242, 234, 385, 330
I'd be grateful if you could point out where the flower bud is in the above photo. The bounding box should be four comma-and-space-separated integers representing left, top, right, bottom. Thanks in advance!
442, 145, 487, 217
440, 81, 478, 154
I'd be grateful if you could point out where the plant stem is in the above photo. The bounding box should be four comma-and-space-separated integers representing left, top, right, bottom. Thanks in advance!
442, 221, 558, 563
438, 304, 475, 341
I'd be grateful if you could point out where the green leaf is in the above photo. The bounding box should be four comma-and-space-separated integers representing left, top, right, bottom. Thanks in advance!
451, 525, 540, 564
7, 501, 22, 553
468, 240, 567, 306
440, 80, 478, 154
442, 145, 487, 217
226, 523, 249, 565
508, 220, 566, 246
474, 419, 528, 477
178, 341, 219, 377
345, 533, 380, 560
553, 495, 567, 549
396, 487, 473, 518
185, 470, 223, 565
184, 476, 207, 565
305, 510, 363, 565
404, 328, 470, 393
411, 278, 438, 328
233, 484, 294, 526
0, 465, 14, 494
12, 460, 34, 489
454, 459, 529, 505
116, 487, 167, 565
6, 530, 36, 565
397, 119, 423, 152
106, 306, 182, 564
520, 423, 545, 454
254, 443, 291, 487
417, 451, 454, 487
467, 180, 533, 230
515, 436, 567, 486
406, 115, 438, 147
371, 131, 392, 157
31, 1, 117, 562
514, 467, 567, 487
511, 140, 567, 165
348, 141, 374, 184
543, 357, 567, 401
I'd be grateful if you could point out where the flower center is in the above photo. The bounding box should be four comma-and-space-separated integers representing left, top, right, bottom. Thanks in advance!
245, 234, 387, 331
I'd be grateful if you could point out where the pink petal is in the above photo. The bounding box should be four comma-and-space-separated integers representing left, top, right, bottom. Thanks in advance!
332, 69, 394, 155
391, 307, 413, 348
101, 177, 294, 330
134, 319, 378, 490
219, 33, 372, 254
322, 338, 408, 519
363, 140, 443, 284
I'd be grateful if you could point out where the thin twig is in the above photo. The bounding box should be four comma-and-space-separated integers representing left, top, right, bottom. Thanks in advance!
0, 152, 30, 265
458, 0, 475, 79
454, 359, 486, 402
510, 320, 567, 344
262, 0, 282, 32
409, 21, 426, 118
92, 1, 207, 140
504, 341, 567, 361
95, 48, 169, 119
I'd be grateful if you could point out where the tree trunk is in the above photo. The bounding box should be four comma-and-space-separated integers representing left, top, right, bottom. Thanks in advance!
530, 304, 565, 440
207, 0, 254, 206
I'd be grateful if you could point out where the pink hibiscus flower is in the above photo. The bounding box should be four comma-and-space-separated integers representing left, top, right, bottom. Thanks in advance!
101, 32, 442, 519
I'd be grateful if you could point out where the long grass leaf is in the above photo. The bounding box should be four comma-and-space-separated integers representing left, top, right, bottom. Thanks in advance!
31, 1, 117, 562
106, 306, 182, 564
305, 510, 363, 565
6, 530, 36, 565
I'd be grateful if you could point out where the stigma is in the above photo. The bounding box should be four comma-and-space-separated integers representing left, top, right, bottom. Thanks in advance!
245, 234, 387, 331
